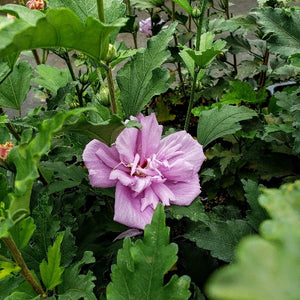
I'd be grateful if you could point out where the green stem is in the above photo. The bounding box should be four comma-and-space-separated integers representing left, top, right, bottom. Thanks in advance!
184, 70, 198, 131
105, 64, 118, 114
32, 50, 41, 65
3, 235, 47, 298
96, 0, 105, 23
63, 52, 84, 107
185, 0, 208, 132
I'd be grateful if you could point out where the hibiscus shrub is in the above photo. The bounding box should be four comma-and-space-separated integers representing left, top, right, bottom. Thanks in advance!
0, 0, 299, 299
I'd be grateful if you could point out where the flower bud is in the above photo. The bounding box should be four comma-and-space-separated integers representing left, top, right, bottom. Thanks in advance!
97, 86, 110, 106
105, 44, 117, 63
192, 6, 201, 18
0, 142, 14, 161
26, 0, 45, 10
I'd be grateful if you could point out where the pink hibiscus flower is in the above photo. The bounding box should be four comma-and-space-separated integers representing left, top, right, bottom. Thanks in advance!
83, 113, 205, 229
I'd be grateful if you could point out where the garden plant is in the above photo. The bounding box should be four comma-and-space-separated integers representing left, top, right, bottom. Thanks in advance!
0, 0, 299, 298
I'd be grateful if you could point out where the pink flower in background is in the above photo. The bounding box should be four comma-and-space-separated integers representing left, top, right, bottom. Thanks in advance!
83, 113, 205, 229
139, 17, 152, 37
139, 17, 165, 38
26, 0, 45, 10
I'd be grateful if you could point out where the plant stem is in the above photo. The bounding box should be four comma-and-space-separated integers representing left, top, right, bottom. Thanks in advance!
258, 48, 269, 90
2, 235, 47, 298
63, 52, 84, 107
172, 2, 187, 100
96, 0, 105, 23
184, 0, 208, 132
32, 50, 41, 65
184, 70, 198, 131
106, 64, 118, 114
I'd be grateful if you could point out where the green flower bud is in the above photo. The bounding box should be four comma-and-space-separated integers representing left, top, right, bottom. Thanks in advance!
97, 86, 110, 106
192, 6, 201, 18
105, 44, 117, 63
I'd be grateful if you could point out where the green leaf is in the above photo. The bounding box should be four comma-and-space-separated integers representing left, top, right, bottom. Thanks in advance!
243, 180, 268, 232
251, 7, 300, 57
40, 232, 64, 290
206, 180, 300, 299
10, 217, 36, 250
32, 65, 72, 96
0, 61, 33, 111
7, 108, 92, 221
131, 0, 164, 10
171, 0, 192, 15
62, 114, 126, 146
48, 0, 97, 22
220, 81, 267, 105
197, 105, 257, 148
0, 261, 21, 280
48, 0, 126, 42
185, 220, 254, 262
0, 5, 127, 62
117, 23, 177, 117
167, 199, 210, 224
107, 204, 191, 300
57, 251, 96, 300
184, 33, 226, 68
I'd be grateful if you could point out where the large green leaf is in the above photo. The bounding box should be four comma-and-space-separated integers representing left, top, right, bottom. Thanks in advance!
206, 180, 300, 299
40, 232, 64, 290
117, 23, 176, 117
171, 0, 192, 15
184, 33, 226, 68
185, 220, 254, 262
32, 65, 72, 96
62, 114, 126, 146
251, 7, 300, 57
10, 217, 36, 250
0, 61, 33, 111
106, 204, 191, 300
48, 0, 126, 42
197, 105, 257, 148
57, 251, 96, 300
0, 5, 127, 62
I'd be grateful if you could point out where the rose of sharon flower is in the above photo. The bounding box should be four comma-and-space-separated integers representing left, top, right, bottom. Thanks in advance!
83, 113, 205, 229
26, 0, 45, 10
139, 18, 152, 37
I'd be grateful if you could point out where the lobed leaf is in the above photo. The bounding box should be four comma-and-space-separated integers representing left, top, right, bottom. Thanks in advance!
40, 232, 64, 290
0, 5, 127, 62
197, 105, 257, 148
0, 61, 33, 111
206, 180, 300, 299
106, 204, 191, 300
251, 7, 300, 57
117, 23, 177, 117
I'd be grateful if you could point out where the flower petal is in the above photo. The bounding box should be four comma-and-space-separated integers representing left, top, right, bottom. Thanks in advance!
136, 113, 163, 164
165, 174, 201, 206
114, 183, 154, 229
158, 130, 205, 174
115, 127, 139, 164
82, 139, 117, 188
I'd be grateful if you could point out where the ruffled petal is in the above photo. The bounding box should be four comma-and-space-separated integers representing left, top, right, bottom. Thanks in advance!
114, 183, 154, 229
136, 113, 163, 164
151, 182, 175, 206
141, 186, 160, 211
82, 140, 117, 188
158, 131, 205, 172
115, 127, 139, 164
165, 174, 201, 206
